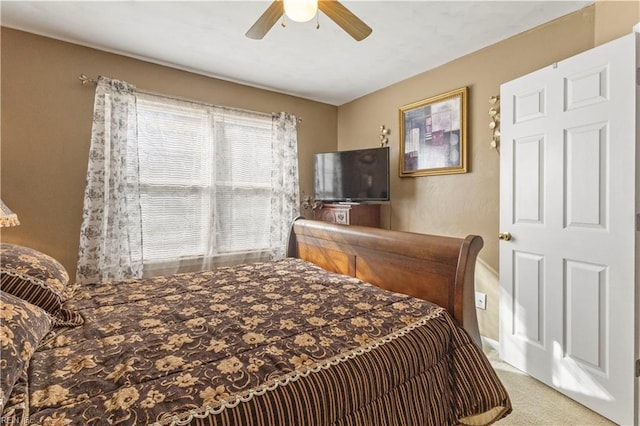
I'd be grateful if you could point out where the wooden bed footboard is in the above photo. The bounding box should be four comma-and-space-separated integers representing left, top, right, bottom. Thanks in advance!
287, 218, 484, 347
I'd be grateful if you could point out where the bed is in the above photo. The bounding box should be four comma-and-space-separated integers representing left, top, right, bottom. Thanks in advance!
1, 219, 511, 425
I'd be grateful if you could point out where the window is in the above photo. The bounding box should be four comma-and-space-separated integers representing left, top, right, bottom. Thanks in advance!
77, 76, 299, 285
133, 95, 279, 272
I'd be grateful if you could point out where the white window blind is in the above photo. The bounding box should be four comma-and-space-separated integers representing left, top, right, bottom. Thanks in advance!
213, 114, 273, 253
134, 95, 275, 269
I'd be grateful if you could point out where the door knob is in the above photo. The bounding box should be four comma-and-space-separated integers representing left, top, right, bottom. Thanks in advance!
498, 232, 512, 241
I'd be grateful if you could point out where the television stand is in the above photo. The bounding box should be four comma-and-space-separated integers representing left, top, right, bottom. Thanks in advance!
313, 203, 381, 228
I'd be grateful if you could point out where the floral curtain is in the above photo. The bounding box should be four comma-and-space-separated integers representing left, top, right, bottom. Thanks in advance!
76, 76, 143, 285
270, 112, 301, 259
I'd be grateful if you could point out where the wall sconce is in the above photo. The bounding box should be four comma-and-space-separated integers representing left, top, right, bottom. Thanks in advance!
489, 95, 500, 151
379, 125, 390, 146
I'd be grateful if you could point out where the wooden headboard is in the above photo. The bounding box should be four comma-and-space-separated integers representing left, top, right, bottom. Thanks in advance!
287, 218, 484, 347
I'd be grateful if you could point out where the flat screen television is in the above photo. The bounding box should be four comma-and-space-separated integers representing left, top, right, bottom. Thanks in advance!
313, 147, 390, 202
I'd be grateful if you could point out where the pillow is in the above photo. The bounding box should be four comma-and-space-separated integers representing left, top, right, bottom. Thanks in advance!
0, 243, 83, 326
0, 291, 52, 413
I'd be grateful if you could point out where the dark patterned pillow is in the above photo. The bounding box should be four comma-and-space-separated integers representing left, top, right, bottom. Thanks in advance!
0, 243, 83, 326
0, 291, 52, 413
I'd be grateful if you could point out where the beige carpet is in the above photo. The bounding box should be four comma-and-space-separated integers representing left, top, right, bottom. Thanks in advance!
485, 349, 615, 426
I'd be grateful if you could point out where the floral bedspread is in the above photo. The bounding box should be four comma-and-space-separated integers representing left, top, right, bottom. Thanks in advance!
6, 258, 511, 425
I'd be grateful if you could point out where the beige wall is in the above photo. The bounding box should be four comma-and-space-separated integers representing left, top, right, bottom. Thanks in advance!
337, 1, 636, 340
0, 28, 337, 275
594, 0, 640, 45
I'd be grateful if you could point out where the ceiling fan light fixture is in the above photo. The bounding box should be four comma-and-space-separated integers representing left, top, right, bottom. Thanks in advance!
283, 0, 318, 23
246, 0, 371, 41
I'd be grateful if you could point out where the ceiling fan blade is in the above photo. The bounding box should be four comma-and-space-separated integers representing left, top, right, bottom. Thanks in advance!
318, 0, 372, 41
246, 0, 284, 40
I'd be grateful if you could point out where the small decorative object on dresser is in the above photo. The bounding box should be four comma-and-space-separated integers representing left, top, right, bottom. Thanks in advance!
313, 203, 381, 228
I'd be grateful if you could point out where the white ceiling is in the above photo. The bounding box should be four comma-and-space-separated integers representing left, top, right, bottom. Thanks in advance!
1, 0, 592, 106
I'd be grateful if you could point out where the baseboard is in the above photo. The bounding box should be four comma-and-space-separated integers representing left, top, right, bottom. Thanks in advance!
481, 336, 500, 354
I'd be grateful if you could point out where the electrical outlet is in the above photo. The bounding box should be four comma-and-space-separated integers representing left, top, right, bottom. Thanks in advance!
475, 292, 487, 310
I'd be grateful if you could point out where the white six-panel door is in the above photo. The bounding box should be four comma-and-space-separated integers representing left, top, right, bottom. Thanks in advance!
499, 32, 638, 425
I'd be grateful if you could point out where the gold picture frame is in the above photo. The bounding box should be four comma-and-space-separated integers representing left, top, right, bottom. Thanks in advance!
399, 87, 468, 177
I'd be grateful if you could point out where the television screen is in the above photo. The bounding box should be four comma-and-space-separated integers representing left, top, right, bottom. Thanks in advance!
313, 147, 390, 202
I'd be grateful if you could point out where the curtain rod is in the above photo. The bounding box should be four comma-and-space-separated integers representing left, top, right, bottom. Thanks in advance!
78, 74, 303, 122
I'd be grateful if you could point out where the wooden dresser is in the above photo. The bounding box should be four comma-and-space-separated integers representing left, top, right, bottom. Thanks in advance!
313, 203, 381, 228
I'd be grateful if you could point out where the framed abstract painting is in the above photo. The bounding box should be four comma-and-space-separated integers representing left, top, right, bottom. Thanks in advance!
399, 87, 468, 177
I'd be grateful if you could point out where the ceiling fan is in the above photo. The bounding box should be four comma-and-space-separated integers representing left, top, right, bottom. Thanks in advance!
246, 0, 372, 41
